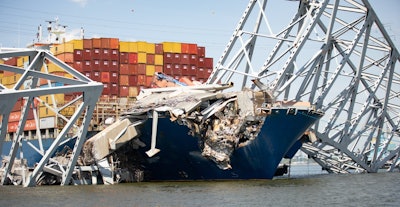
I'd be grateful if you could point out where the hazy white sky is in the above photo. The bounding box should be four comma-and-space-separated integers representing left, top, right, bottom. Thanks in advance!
0, 0, 399, 60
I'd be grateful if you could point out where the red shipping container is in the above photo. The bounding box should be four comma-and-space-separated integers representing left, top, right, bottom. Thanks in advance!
56, 53, 74, 63
92, 48, 101, 59
110, 72, 119, 83
92, 59, 101, 70
83, 39, 92, 49
163, 53, 173, 63
198, 57, 205, 67
137, 75, 146, 86
146, 76, 153, 87
137, 64, 146, 75
102, 83, 110, 95
173, 53, 181, 63
83, 49, 92, 60
101, 72, 110, 82
110, 49, 119, 60
173, 64, 181, 75
197, 47, 205, 58
155, 43, 163, 54
164, 64, 173, 75
74, 49, 83, 60
197, 68, 205, 78
12, 98, 23, 112
129, 64, 138, 74
119, 86, 129, 97
128, 53, 138, 64
119, 52, 129, 64
101, 59, 110, 71
102, 49, 111, 59
100, 38, 119, 49
110, 83, 118, 95
91, 71, 101, 82
189, 65, 197, 76
181, 43, 198, 54
189, 54, 198, 65
205, 58, 213, 68
5, 57, 17, 66
119, 75, 129, 86
146, 54, 155, 65
110, 60, 119, 71
82, 60, 92, 72
120, 64, 129, 75
129, 75, 138, 86
155, 65, 163, 73
180, 53, 190, 64
181, 64, 189, 75
92, 38, 101, 48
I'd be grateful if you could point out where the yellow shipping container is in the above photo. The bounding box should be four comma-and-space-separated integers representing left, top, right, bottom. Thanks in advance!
60, 106, 75, 117
119, 41, 138, 52
137, 42, 155, 54
39, 106, 56, 118
155, 54, 163, 65
146, 65, 155, 76
17, 56, 29, 67
47, 62, 64, 73
69, 39, 83, 50
137, 52, 147, 64
50, 43, 74, 55
9, 74, 22, 85
163, 42, 181, 53
39, 94, 65, 107
128, 86, 138, 97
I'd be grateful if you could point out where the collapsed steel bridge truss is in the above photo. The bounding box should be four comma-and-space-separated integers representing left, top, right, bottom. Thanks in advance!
0, 48, 103, 186
207, 0, 400, 173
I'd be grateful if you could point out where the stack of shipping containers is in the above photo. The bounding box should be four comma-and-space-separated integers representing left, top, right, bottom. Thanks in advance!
0, 38, 214, 136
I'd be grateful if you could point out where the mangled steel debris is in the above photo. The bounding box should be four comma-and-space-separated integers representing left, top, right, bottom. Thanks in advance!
121, 83, 272, 170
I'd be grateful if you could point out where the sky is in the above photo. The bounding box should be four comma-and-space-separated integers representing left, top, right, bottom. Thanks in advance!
0, 0, 399, 60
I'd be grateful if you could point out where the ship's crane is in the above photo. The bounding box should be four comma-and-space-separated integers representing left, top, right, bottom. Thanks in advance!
207, 0, 400, 173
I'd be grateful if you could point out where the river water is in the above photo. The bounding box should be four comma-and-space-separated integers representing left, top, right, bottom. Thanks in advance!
0, 164, 399, 207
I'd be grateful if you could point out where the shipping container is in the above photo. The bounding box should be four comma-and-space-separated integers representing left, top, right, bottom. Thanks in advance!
51, 43, 74, 55
128, 64, 138, 74
137, 64, 146, 75
137, 75, 146, 86
82, 49, 92, 60
162, 42, 181, 53
173, 53, 181, 63
110, 49, 119, 60
119, 75, 129, 86
146, 65, 155, 76
73, 61, 83, 71
101, 38, 119, 49
69, 39, 84, 50
119, 86, 129, 97
102, 83, 110, 95
110, 60, 119, 71
39, 94, 65, 107
92, 48, 101, 59
129, 86, 139, 97
146, 54, 155, 65
128, 53, 138, 64
82, 60, 92, 72
92, 59, 100, 70
17, 56, 29, 67
119, 52, 129, 64
181, 43, 198, 54
4, 57, 17, 66
137, 52, 146, 64
102, 49, 111, 59
74, 49, 83, 60
197, 47, 205, 57
101, 72, 110, 82
205, 58, 213, 68
91, 71, 101, 82
181, 64, 189, 76
39, 106, 56, 118
39, 117, 56, 129
83, 39, 93, 49
101, 59, 110, 71
110, 72, 119, 83
7, 119, 37, 132
120, 64, 129, 75
163, 53, 174, 63
92, 38, 101, 48
154, 54, 163, 65
129, 75, 137, 85
155, 65, 163, 73
110, 83, 118, 95
146, 76, 153, 87
155, 43, 163, 54
180, 53, 190, 64
55, 53, 74, 63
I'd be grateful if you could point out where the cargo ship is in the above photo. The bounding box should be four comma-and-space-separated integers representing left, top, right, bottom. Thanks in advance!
0, 20, 323, 184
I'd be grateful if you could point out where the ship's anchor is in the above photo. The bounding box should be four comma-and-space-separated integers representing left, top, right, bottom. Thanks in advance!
146, 110, 161, 157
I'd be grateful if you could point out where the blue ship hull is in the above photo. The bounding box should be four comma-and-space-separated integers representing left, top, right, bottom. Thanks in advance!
137, 108, 321, 180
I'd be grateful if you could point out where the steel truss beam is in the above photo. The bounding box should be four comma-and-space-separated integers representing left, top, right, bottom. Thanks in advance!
208, 0, 400, 173
0, 48, 103, 186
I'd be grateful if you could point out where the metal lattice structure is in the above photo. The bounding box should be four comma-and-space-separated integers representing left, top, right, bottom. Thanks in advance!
207, 0, 400, 173
0, 48, 103, 186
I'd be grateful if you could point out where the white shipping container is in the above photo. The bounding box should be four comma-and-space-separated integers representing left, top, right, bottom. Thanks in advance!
40, 117, 56, 129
